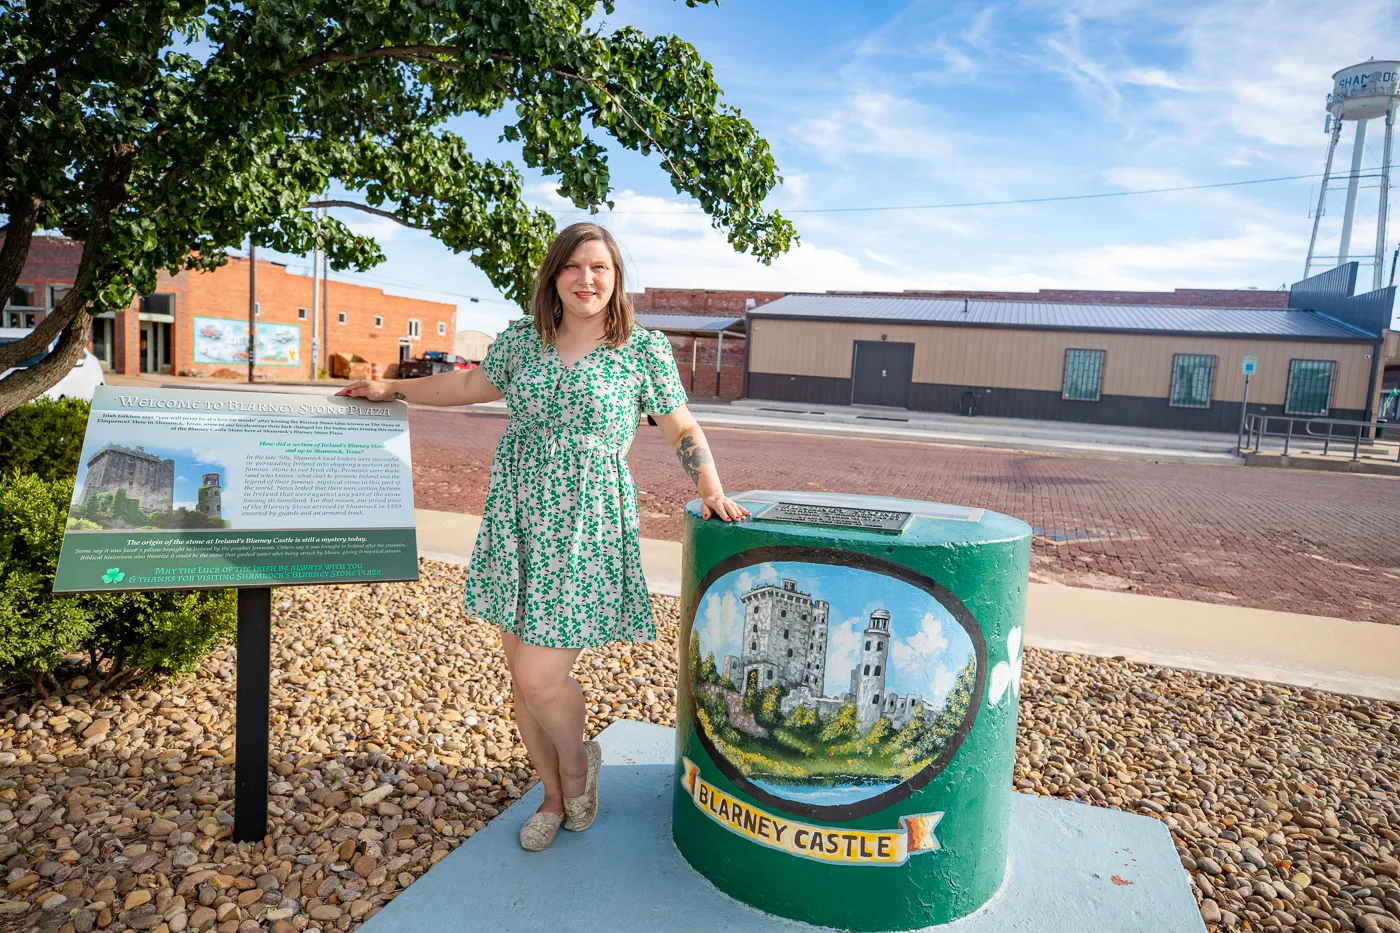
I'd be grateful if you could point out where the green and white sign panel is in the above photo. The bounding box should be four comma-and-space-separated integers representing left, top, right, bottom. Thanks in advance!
675, 491, 1030, 931
54, 387, 418, 593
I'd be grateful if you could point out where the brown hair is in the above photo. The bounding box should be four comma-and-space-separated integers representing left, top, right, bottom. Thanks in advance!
530, 222, 634, 348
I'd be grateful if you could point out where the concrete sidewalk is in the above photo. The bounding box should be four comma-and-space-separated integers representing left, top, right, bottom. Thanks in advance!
416, 507, 1400, 702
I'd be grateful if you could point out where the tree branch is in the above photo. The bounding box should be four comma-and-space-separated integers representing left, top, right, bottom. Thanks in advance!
0, 144, 133, 375
306, 200, 431, 230
4, 0, 127, 116
0, 304, 92, 415
288, 44, 465, 78
0, 193, 41, 311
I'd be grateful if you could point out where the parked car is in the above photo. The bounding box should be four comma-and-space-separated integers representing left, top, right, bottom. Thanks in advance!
0, 327, 105, 401
398, 351, 478, 379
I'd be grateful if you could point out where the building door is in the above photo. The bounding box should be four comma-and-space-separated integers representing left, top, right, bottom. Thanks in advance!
851, 340, 914, 407
139, 321, 171, 373
91, 317, 114, 370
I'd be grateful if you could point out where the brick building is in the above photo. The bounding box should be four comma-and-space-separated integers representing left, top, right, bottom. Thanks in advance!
4, 237, 455, 380
626, 285, 1292, 401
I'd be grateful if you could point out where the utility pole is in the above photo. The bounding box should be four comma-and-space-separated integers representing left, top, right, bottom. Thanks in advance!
247, 244, 257, 384
310, 218, 320, 380
320, 243, 330, 375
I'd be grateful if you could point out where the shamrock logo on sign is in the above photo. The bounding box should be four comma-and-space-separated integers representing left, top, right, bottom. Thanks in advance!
101, 567, 125, 584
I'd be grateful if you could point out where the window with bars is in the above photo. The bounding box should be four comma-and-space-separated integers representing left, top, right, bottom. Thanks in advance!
1169, 354, 1215, 409
1285, 360, 1336, 416
1062, 349, 1105, 401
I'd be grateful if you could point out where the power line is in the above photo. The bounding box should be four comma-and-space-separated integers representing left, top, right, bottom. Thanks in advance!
545, 171, 1388, 216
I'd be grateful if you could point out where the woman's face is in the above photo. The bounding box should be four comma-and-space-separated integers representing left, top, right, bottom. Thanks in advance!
554, 239, 615, 326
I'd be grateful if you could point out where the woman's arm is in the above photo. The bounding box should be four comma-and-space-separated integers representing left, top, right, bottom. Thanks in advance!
652, 406, 750, 522
338, 366, 503, 406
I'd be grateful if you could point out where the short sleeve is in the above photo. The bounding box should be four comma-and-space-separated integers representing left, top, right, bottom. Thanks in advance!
482, 321, 524, 392
639, 329, 689, 416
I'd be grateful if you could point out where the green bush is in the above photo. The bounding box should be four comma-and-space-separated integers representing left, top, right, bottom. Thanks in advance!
0, 397, 91, 482
0, 471, 237, 690
0, 473, 96, 684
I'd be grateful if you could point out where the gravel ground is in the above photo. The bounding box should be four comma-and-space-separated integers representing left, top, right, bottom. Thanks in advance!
0, 561, 1395, 933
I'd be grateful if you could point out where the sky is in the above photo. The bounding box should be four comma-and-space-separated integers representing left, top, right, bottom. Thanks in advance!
252, 0, 1400, 335
695, 560, 976, 709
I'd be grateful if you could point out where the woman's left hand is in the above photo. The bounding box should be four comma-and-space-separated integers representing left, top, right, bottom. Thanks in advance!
702, 493, 751, 522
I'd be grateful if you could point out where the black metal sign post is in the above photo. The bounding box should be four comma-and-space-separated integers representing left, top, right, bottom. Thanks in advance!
234, 587, 273, 843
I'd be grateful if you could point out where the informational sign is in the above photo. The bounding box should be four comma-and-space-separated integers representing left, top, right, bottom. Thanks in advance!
194, 316, 301, 366
54, 387, 418, 592
1242, 355, 1258, 375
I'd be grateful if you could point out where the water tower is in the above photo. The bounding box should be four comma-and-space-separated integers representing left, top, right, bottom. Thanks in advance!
1304, 59, 1400, 288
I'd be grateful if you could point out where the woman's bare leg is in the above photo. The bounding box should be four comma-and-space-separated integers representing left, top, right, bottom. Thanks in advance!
502, 633, 587, 812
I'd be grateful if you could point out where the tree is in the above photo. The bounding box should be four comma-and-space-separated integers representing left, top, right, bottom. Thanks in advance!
820, 700, 860, 743
756, 683, 786, 728
0, 0, 797, 412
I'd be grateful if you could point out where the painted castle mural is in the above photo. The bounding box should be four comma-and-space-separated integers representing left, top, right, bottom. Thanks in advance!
691, 560, 980, 808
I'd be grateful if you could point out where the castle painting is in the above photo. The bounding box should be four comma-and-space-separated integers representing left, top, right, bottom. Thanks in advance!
690, 559, 980, 813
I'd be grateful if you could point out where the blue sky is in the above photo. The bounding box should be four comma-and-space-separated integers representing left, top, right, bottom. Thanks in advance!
254, 0, 1400, 334
695, 561, 976, 708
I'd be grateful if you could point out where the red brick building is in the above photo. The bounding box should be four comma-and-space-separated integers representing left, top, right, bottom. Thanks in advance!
4, 237, 454, 380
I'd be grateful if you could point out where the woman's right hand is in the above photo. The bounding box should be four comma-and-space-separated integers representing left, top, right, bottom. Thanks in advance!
338, 380, 396, 401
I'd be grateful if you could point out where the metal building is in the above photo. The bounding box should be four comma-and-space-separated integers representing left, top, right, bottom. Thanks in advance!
743, 265, 1395, 433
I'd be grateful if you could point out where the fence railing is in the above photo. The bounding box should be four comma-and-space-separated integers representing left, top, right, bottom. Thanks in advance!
1242, 413, 1400, 462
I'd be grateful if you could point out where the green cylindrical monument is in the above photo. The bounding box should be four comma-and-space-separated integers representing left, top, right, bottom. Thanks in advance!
673, 491, 1031, 931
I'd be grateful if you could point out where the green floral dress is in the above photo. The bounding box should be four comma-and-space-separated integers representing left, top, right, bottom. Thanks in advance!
463, 320, 689, 648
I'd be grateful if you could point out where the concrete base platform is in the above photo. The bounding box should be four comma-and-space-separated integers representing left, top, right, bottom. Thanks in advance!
361, 721, 1204, 933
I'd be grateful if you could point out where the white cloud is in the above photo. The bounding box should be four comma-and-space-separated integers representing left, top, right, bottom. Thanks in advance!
697, 590, 741, 659
927, 664, 958, 709
824, 616, 863, 693
892, 612, 949, 675
734, 562, 780, 595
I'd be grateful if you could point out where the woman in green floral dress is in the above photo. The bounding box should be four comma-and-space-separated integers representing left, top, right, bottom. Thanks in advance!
342, 222, 749, 851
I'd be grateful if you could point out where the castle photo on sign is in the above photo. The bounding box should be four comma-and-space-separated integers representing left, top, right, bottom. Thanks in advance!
67, 443, 229, 531
690, 560, 978, 807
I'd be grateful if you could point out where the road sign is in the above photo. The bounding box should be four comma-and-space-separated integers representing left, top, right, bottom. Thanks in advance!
1242, 356, 1258, 375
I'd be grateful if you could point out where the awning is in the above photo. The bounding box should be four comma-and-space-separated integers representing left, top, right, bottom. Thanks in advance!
635, 313, 746, 338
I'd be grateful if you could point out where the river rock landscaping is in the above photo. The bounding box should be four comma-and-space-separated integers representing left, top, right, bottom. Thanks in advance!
0, 559, 1395, 933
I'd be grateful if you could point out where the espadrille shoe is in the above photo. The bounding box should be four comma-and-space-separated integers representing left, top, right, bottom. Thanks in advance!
519, 809, 564, 851
563, 740, 602, 831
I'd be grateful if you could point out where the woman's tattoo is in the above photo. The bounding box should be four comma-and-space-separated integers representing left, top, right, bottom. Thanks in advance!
394, 392, 407, 401
676, 435, 713, 484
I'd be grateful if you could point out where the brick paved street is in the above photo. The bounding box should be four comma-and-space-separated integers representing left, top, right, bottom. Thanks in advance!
410, 409, 1400, 624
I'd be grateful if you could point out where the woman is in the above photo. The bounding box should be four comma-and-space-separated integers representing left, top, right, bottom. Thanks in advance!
341, 222, 749, 851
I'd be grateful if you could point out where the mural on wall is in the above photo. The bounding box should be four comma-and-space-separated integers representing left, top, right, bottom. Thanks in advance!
194, 317, 300, 366
689, 554, 984, 820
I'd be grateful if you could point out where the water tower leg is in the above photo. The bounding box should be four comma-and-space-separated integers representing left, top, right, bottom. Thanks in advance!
1374, 107, 1395, 291
1305, 118, 1344, 277
1338, 118, 1369, 267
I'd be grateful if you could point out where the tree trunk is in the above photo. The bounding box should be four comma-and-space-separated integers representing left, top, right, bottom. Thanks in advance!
0, 144, 133, 375
0, 308, 93, 415
0, 193, 40, 307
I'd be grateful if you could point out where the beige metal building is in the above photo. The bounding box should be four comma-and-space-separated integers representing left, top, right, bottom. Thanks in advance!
745, 265, 1395, 433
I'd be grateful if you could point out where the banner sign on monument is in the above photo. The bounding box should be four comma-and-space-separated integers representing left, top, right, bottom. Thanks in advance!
53, 386, 418, 592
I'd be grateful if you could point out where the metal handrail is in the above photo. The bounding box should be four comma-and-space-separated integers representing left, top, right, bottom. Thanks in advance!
1243, 413, 1400, 462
